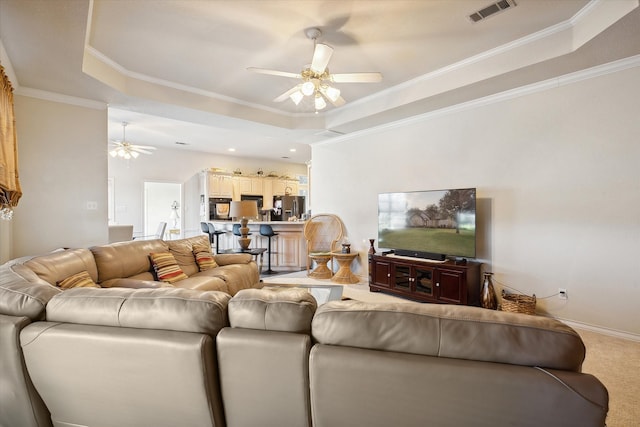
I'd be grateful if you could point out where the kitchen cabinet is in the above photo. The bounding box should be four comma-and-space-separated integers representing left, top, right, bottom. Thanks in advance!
272, 179, 299, 196
275, 231, 304, 268
236, 177, 263, 195
208, 174, 233, 198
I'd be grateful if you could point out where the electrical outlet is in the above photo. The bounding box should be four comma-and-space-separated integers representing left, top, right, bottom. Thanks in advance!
558, 288, 567, 300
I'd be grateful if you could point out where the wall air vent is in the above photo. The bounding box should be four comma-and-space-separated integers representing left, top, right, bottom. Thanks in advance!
469, 0, 517, 23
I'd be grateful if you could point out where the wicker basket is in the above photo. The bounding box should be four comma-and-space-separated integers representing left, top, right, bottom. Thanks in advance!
500, 290, 536, 315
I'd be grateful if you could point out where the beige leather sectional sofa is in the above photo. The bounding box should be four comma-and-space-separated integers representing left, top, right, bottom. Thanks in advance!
1, 243, 608, 426
21, 235, 259, 294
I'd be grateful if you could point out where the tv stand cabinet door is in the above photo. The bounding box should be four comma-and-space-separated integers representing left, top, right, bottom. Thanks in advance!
371, 259, 392, 288
436, 268, 466, 305
414, 265, 437, 302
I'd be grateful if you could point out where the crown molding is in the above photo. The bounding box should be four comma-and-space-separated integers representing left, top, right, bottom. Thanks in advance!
314, 55, 640, 147
15, 86, 107, 110
326, 0, 639, 131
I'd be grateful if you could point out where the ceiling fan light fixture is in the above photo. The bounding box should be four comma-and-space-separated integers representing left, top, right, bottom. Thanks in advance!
301, 81, 315, 96
290, 90, 304, 105
315, 94, 327, 110
324, 86, 341, 103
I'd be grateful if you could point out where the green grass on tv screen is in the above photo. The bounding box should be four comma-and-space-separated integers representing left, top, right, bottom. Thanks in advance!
379, 228, 475, 257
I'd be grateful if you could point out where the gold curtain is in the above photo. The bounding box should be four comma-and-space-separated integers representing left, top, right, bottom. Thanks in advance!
0, 64, 21, 220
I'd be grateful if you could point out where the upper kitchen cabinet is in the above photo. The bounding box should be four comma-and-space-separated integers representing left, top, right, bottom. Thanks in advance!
236, 177, 264, 195
272, 179, 299, 196
208, 173, 234, 198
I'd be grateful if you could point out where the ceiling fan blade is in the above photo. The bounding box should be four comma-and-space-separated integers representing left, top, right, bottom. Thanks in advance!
310, 43, 333, 75
331, 95, 346, 107
273, 85, 302, 103
330, 72, 383, 83
132, 148, 155, 154
319, 89, 346, 107
247, 67, 301, 79
131, 145, 156, 150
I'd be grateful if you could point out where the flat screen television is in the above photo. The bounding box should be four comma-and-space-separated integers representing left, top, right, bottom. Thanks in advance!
378, 188, 476, 260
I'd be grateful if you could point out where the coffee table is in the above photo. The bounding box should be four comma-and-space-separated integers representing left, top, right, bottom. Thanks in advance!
262, 283, 344, 305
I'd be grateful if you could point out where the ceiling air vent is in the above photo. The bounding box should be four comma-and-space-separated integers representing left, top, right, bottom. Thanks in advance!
469, 0, 517, 23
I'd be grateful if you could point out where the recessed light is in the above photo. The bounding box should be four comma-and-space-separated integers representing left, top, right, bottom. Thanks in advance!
228, 148, 236, 152
289, 148, 296, 152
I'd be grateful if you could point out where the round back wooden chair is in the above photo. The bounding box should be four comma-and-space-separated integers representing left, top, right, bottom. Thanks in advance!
303, 214, 344, 279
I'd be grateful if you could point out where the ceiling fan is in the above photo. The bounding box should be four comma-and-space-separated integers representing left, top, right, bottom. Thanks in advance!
247, 28, 382, 111
109, 122, 156, 160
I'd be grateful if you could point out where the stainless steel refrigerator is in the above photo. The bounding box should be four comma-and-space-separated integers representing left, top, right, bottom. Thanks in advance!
272, 196, 305, 221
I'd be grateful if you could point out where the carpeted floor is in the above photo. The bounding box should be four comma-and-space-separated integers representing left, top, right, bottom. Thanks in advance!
578, 329, 640, 427
262, 271, 640, 426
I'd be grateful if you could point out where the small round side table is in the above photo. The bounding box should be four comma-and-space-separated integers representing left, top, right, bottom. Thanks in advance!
308, 253, 333, 279
331, 252, 359, 284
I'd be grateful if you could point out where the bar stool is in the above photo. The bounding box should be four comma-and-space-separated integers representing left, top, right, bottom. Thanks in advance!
200, 222, 211, 243
207, 223, 226, 254
259, 224, 278, 274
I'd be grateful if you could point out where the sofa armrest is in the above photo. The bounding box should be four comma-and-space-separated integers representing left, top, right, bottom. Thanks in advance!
45, 287, 230, 335
213, 253, 253, 265
0, 264, 61, 320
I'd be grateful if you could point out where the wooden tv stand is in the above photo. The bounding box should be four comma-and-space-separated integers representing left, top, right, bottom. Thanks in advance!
368, 253, 481, 305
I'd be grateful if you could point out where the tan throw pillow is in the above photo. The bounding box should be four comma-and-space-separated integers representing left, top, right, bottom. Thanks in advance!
57, 270, 99, 289
193, 244, 218, 271
150, 252, 189, 283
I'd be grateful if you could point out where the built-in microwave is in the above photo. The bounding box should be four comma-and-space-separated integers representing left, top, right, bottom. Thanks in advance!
209, 198, 232, 220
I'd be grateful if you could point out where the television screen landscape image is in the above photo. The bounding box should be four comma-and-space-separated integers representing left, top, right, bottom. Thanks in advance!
378, 188, 476, 258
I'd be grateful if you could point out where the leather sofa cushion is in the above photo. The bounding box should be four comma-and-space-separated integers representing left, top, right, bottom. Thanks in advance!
200, 263, 260, 296
312, 300, 585, 371
90, 239, 168, 283
24, 248, 99, 285
229, 288, 317, 333
0, 264, 61, 319
167, 235, 211, 276
46, 287, 230, 335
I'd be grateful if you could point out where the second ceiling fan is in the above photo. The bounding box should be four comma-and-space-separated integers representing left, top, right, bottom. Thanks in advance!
247, 28, 382, 111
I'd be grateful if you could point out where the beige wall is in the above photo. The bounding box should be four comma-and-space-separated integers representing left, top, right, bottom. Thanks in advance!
11, 95, 108, 257
311, 63, 640, 337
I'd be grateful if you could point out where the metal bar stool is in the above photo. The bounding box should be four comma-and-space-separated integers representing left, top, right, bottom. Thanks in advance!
259, 224, 278, 274
207, 223, 226, 254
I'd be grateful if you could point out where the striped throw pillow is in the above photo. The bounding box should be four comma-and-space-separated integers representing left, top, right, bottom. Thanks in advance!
150, 252, 188, 283
193, 244, 218, 271
57, 270, 99, 289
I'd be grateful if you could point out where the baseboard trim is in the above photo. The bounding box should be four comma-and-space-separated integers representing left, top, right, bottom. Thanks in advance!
554, 317, 640, 342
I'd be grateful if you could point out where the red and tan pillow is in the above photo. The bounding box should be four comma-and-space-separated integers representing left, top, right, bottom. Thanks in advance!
149, 252, 189, 283
193, 244, 218, 271
57, 270, 100, 289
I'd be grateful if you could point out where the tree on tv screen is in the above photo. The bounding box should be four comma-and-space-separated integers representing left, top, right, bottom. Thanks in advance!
439, 189, 476, 234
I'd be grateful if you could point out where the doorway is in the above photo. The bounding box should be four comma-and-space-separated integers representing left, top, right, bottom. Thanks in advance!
143, 181, 182, 238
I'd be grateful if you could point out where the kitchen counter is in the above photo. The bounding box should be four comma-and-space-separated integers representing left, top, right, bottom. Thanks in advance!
209, 221, 306, 271
209, 220, 305, 227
